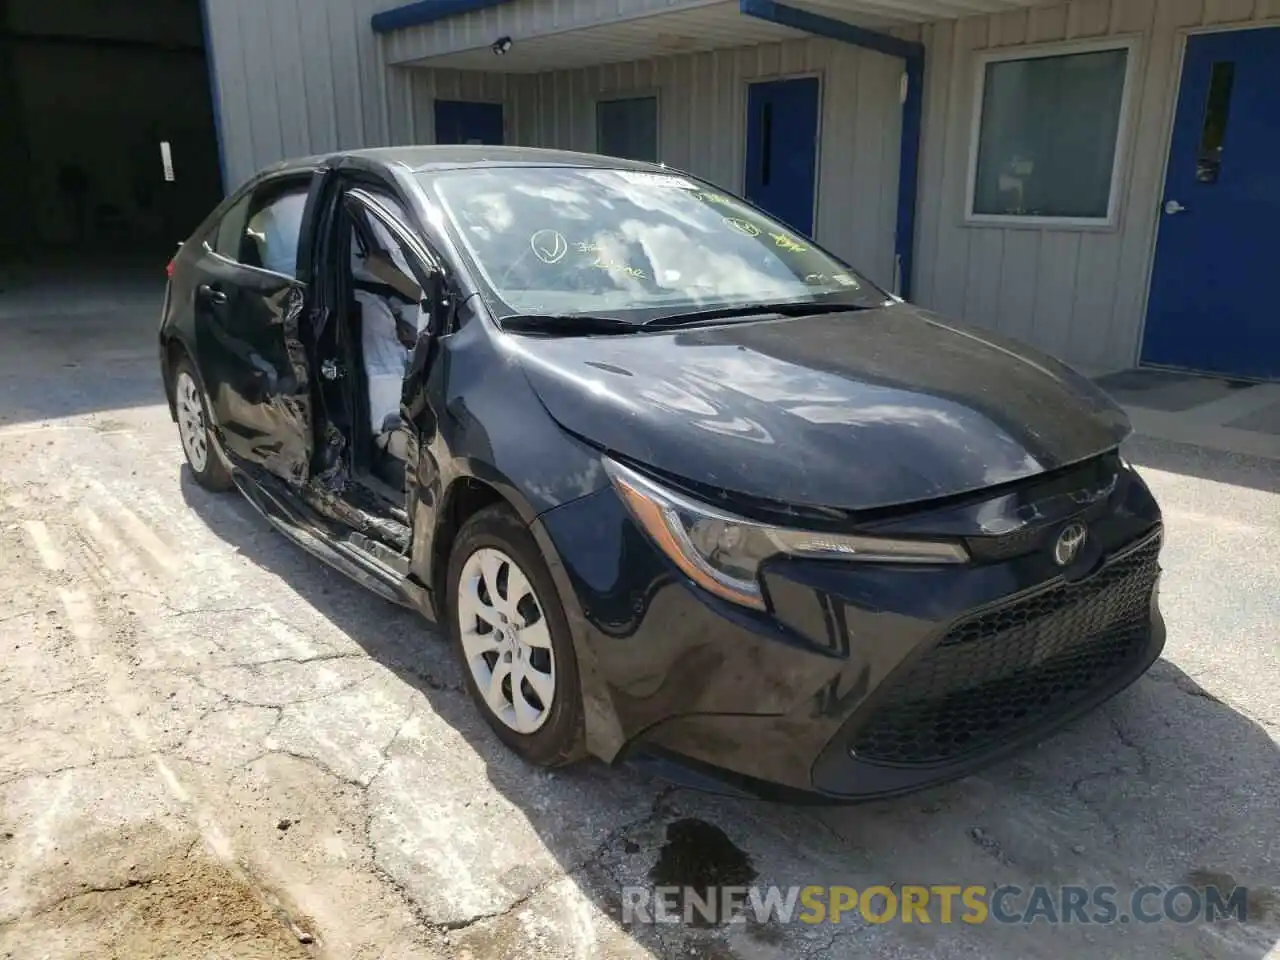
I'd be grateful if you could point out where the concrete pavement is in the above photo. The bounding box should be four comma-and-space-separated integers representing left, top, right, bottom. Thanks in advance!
0, 269, 1276, 959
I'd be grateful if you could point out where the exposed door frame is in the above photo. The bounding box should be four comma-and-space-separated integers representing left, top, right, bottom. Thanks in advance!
1133, 19, 1280, 373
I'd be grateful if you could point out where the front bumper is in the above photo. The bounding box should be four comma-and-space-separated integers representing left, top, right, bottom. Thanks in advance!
533, 463, 1165, 801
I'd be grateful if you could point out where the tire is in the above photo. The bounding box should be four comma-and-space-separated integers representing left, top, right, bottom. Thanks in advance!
447, 503, 586, 767
172, 357, 234, 492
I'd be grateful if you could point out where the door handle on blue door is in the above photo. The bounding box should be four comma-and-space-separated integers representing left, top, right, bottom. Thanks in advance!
198, 284, 228, 306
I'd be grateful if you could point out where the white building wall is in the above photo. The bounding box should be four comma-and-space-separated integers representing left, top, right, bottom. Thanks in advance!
912, 0, 1280, 372
203, 0, 1280, 370
203, 0, 409, 190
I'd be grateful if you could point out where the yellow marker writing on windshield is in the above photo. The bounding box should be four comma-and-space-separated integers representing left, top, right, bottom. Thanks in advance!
530, 229, 568, 264
591, 257, 646, 280
770, 231, 807, 252
724, 217, 761, 237
697, 191, 735, 208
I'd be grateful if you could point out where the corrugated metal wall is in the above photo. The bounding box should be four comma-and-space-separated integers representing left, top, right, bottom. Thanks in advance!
204, 0, 1280, 371
382, 0, 714, 66
401, 37, 908, 291
203, 0, 406, 190
912, 0, 1280, 371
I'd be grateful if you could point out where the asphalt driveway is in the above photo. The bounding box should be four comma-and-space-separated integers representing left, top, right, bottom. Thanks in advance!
0, 264, 1276, 959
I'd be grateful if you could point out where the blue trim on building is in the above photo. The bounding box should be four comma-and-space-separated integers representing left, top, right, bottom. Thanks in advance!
739, 0, 924, 299
198, 0, 228, 194
371, 0, 513, 34
739, 0, 922, 60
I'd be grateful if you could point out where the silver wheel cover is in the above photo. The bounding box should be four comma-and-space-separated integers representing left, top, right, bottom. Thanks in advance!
457, 547, 556, 734
175, 371, 209, 473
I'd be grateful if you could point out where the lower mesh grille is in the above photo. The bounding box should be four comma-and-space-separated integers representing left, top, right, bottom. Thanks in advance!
850, 530, 1162, 766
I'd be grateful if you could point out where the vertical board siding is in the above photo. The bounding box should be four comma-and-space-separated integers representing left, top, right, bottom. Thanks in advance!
205, 0, 404, 190
203, 0, 1280, 369
386, 0, 711, 66
911, 0, 1278, 371
429, 36, 906, 289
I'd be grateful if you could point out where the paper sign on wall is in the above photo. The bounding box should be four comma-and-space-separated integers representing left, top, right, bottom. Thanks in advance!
160, 141, 175, 182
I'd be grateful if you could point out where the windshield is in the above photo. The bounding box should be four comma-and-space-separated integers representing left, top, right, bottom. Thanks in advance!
420, 166, 888, 322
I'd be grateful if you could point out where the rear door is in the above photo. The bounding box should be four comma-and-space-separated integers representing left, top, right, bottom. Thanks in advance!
191, 174, 316, 484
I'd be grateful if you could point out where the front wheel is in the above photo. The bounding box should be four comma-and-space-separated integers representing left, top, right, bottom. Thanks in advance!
447, 504, 585, 766
173, 358, 233, 492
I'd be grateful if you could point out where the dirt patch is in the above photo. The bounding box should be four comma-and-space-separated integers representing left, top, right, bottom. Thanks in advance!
0, 855, 316, 959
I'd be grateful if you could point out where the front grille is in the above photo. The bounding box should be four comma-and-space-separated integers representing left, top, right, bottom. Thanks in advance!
850, 530, 1162, 766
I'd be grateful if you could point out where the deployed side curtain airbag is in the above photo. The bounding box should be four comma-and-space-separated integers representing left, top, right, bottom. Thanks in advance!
353, 290, 410, 434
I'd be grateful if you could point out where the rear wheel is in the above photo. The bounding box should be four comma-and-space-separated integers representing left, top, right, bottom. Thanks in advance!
447, 504, 585, 766
173, 359, 233, 492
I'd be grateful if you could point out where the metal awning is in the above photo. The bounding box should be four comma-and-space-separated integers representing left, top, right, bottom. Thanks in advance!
376, 0, 1058, 72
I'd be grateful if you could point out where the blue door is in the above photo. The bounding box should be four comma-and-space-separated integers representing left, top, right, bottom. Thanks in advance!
744, 77, 820, 236
433, 100, 504, 145
1141, 28, 1280, 380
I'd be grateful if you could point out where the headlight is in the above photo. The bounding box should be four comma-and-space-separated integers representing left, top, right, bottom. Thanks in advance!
604, 458, 969, 610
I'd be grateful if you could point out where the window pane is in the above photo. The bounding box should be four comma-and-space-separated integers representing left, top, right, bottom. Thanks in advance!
1196, 61, 1235, 184
597, 97, 658, 163
243, 189, 308, 276
973, 48, 1128, 219
213, 195, 251, 260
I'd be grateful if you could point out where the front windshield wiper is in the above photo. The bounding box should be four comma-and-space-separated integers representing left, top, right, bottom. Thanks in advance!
643, 300, 877, 328
499, 313, 642, 335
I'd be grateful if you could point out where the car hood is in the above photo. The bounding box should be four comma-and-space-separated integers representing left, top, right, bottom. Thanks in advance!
508, 304, 1130, 512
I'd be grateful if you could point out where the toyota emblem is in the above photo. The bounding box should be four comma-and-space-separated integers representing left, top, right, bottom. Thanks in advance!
1053, 521, 1088, 567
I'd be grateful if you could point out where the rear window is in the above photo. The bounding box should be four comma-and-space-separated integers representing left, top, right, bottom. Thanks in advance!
242, 189, 308, 277
206, 181, 309, 278
213, 195, 251, 260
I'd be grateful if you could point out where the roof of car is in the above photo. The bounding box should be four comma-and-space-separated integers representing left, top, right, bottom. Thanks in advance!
273, 145, 667, 175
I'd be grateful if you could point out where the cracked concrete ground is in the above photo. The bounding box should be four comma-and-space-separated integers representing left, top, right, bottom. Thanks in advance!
0, 263, 1277, 958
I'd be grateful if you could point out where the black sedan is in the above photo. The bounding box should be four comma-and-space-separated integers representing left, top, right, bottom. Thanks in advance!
160, 146, 1164, 801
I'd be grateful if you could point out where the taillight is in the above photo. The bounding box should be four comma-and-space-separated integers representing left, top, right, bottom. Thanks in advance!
166, 259, 176, 278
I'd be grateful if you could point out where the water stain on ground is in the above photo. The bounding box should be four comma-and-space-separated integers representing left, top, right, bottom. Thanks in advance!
648, 818, 758, 926
1185, 868, 1279, 923
0, 855, 315, 959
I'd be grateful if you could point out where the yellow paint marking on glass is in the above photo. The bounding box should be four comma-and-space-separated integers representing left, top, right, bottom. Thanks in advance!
591, 257, 647, 280
530, 229, 568, 264
696, 191, 736, 208
723, 217, 760, 237
770, 231, 807, 252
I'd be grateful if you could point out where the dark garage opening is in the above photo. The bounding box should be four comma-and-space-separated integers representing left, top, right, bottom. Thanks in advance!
0, 0, 223, 266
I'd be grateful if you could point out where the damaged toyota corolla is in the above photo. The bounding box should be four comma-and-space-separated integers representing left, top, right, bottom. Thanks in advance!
160, 146, 1164, 801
